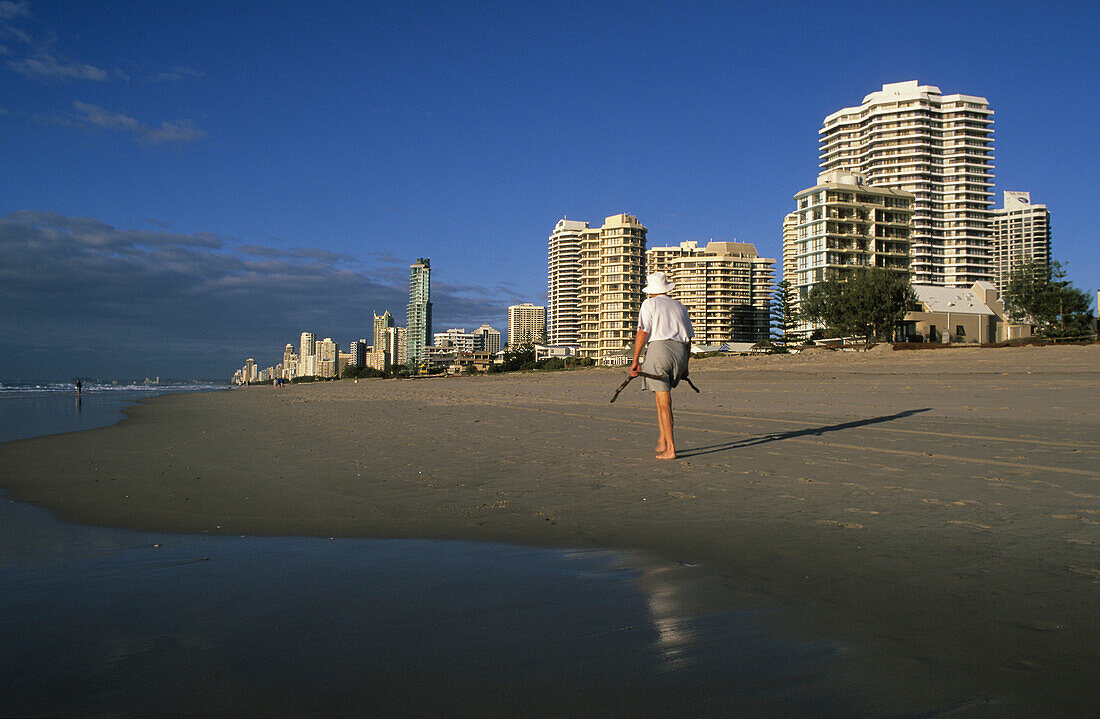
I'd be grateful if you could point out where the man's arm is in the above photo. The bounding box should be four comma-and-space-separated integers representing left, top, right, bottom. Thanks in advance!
629, 328, 648, 376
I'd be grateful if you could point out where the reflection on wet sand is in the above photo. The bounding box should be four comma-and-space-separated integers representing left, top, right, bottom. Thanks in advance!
0, 494, 848, 717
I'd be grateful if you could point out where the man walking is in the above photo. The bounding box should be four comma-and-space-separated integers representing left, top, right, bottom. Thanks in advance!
630, 271, 693, 459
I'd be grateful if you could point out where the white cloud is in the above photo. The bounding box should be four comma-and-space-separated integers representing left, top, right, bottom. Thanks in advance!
73, 101, 206, 145
8, 52, 109, 81
0, 1, 30, 20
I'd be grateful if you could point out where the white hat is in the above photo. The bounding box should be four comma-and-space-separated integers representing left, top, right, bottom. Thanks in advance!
642, 271, 675, 294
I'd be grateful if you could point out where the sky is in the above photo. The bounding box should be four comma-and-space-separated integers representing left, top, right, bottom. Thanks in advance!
1, 0, 1096, 382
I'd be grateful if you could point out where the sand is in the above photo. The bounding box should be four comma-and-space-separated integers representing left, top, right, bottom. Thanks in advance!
3, 343, 1099, 716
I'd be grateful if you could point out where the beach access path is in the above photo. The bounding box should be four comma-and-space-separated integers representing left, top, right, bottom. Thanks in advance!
3, 343, 1098, 716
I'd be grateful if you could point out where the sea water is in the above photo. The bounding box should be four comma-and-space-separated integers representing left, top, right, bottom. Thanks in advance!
0, 385, 847, 717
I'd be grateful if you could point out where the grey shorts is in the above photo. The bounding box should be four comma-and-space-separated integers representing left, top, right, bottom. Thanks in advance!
640, 340, 690, 392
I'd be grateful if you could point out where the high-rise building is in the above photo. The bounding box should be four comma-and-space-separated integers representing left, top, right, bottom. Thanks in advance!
387, 326, 408, 367
507, 303, 546, 346
577, 214, 647, 361
787, 170, 914, 334
299, 332, 316, 377
547, 218, 588, 344
647, 240, 775, 344
373, 311, 395, 352
406, 258, 432, 368
348, 339, 367, 368
472, 323, 501, 354
819, 80, 994, 287
316, 337, 339, 378
282, 344, 298, 379
992, 191, 1051, 291
782, 212, 799, 282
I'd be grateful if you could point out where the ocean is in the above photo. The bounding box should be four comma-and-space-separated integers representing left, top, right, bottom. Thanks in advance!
0, 384, 845, 717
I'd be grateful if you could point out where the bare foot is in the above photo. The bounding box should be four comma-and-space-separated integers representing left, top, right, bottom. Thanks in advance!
656, 448, 676, 460
655, 441, 666, 453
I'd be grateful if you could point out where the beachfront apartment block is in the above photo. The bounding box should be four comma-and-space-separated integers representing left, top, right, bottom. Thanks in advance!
548, 214, 647, 361
348, 339, 367, 368
298, 332, 315, 377
406, 258, 432, 368
282, 344, 298, 380
434, 328, 476, 353
579, 214, 647, 362
547, 218, 587, 345
473, 323, 501, 354
786, 171, 914, 335
820, 81, 994, 287
316, 337, 339, 378
646, 240, 775, 344
507, 303, 546, 347
992, 191, 1051, 292
373, 311, 395, 351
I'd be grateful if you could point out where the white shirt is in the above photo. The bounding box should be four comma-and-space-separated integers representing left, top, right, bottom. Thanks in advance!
637, 295, 694, 343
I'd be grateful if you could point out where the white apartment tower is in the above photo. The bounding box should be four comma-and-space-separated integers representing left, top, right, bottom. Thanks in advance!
992, 191, 1051, 291
547, 218, 588, 344
647, 241, 775, 344
507, 303, 546, 346
473, 323, 501, 355
819, 81, 994, 287
579, 214, 647, 361
548, 213, 646, 362
298, 332, 315, 378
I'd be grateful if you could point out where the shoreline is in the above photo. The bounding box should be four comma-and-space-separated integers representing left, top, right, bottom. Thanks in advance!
2, 344, 1099, 715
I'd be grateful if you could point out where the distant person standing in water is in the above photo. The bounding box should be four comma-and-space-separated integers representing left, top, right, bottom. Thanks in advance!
75, 380, 82, 396
630, 271, 694, 460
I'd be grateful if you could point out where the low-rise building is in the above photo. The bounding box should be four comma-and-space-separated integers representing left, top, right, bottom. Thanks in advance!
901, 281, 1033, 343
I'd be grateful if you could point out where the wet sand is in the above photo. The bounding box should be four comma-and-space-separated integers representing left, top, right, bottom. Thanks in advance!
3, 344, 1099, 716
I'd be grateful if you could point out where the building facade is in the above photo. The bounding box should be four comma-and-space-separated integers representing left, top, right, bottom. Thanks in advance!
434, 328, 476, 353
373, 311, 395, 353
507, 303, 547, 347
578, 214, 647, 361
316, 337, 338, 378
787, 171, 914, 333
647, 240, 775, 344
348, 339, 367, 368
282, 344, 298, 380
819, 81, 994, 287
406, 258, 432, 368
298, 332, 315, 378
547, 218, 588, 344
386, 326, 407, 368
472, 323, 501, 354
992, 191, 1051, 291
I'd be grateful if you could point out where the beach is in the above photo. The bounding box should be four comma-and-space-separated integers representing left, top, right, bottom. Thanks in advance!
2, 344, 1098, 716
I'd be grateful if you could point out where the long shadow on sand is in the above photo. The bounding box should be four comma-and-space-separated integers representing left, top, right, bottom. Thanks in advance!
676, 408, 932, 458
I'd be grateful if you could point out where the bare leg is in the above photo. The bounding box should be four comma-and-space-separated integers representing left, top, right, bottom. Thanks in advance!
655, 390, 676, 459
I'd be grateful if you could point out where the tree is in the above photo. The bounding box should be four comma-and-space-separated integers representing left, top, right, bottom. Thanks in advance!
1003, 258, 1093, 337
499, 342, 536, 371
769, 279, 800, 347
800, 267, 916, 348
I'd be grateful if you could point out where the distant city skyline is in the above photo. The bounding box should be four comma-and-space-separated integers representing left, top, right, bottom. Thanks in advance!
1, 1, 1096, 381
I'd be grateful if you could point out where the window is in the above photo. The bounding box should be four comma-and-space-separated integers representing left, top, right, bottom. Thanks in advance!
956, 325, 965, 337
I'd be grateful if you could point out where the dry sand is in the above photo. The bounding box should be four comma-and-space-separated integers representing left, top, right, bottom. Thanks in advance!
3, 343, 1099, 716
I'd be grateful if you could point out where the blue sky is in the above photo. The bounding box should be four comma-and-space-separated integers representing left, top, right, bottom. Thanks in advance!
1, 0, 1096, 381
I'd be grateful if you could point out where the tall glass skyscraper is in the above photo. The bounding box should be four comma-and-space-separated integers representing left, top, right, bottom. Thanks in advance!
406, 258, 432, 367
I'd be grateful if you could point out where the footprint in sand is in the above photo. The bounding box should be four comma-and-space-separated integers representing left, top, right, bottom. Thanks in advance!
666, 491, 695, 500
